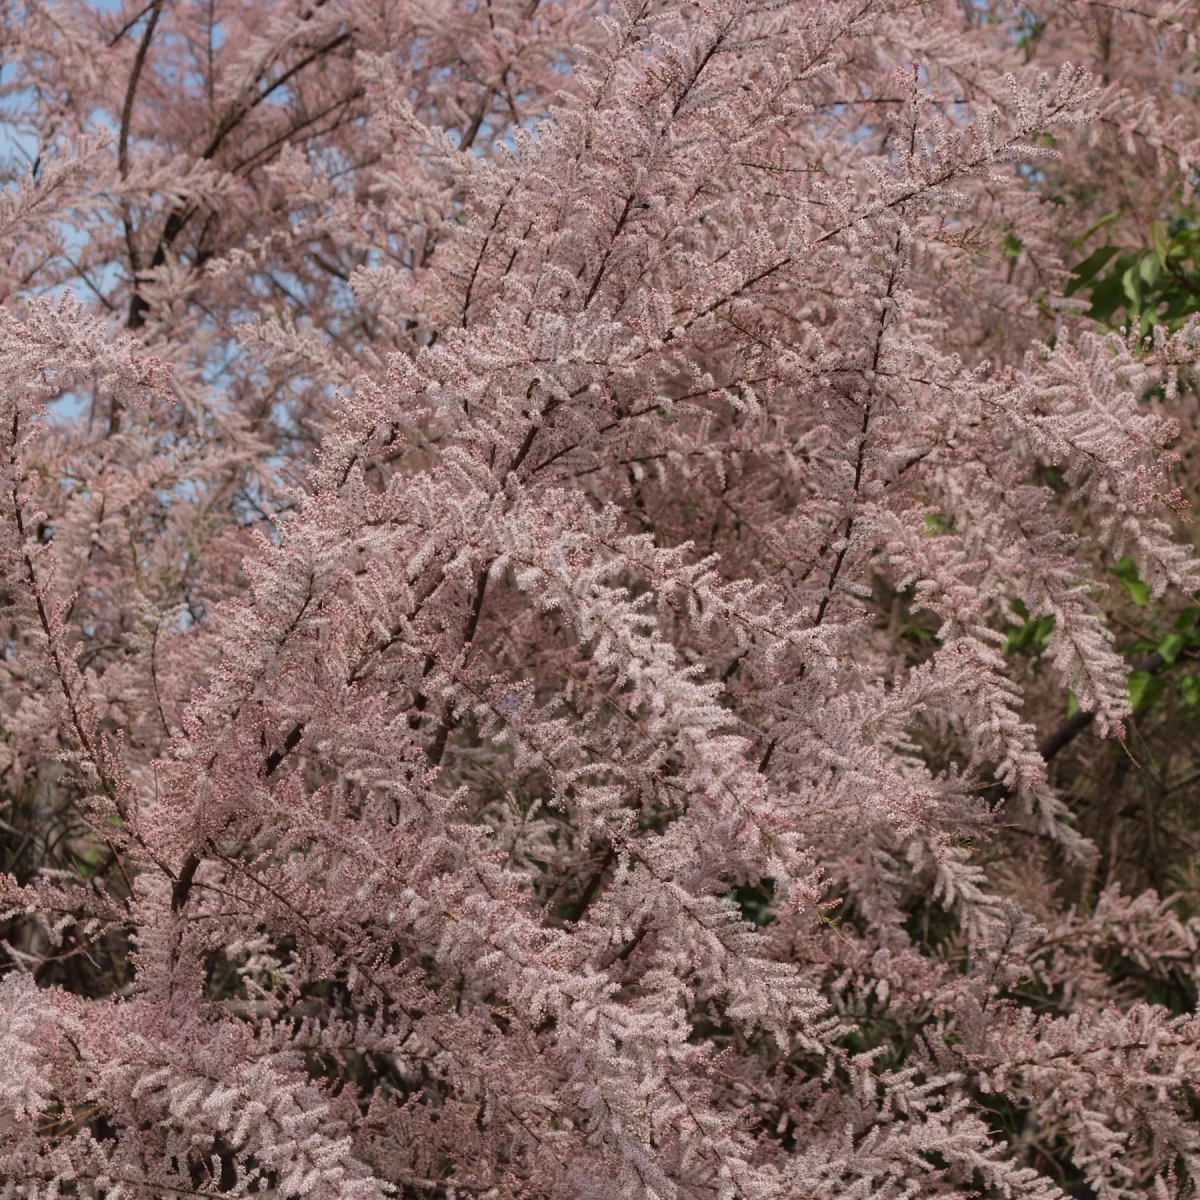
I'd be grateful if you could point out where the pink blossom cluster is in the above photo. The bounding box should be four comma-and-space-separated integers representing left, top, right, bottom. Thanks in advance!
0, 0, 1199, 1196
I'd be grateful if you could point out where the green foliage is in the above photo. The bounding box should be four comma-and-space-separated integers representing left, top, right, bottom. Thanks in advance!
1004, 598, 1054, 655
1110, 557, 1150, 607
1118, 606, 1200, 715
1063, 198, 1200, 718
1129, 670, 1166, 713
1158, 631, 1187, 665
729, 878, 776, 926
1066, 213, 1200, 336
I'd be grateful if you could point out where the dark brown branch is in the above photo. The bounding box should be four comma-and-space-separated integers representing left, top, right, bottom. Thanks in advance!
170, 852, 200, 913
583, 193, 636, 310
460, 88, 494, 154
118, 1, 162, 182
427, 563, 493, 768
566, 846, 616, 923
172, 715, 304, 912
127, 27, 355, 329
108, 1, 159, 47
264, 721, 305, 777
984, 651, 1166, 808
1043, 650, 1164, 761
171, 720, 304, 912
119, 0, 163, 336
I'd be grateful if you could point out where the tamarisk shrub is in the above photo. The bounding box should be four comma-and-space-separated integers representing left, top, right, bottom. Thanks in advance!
2, 0, 1200, 1196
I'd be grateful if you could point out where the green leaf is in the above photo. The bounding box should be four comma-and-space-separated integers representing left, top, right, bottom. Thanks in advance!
901, 625, 936, 644
1069, 209, 1122, 250
1126, 636, 1159, 658
1158, 632, 1186, 664
1129, 671, 1165, 712
1126, 579, 1151, 606
729, 879, 776, 927
1174, 607, 1199, 634
1180, 676, 1200, 707
1001, 234, 1022, 260
1122, 264, 1141, 308
1110, 558, 1150, 606
1086, 257, 1137, 322
73, 847, 102, 876
1066, 691, 1079, 717
1064, 244, 1118, 296
1066, 217, 1200, 334
1151, 221, 1170, 267
1004, 612, 1055, 655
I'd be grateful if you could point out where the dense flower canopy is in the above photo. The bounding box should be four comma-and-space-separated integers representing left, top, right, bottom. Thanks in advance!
1, 0, 1200, 1196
